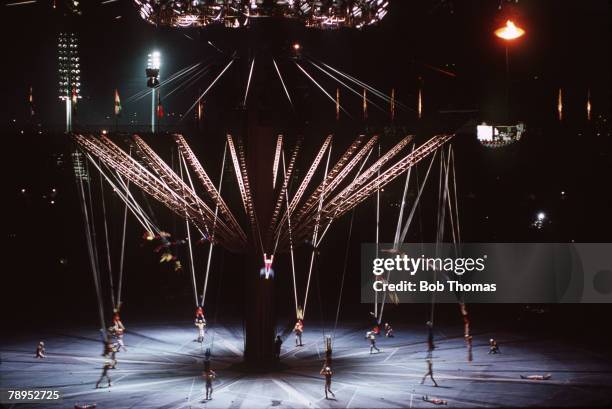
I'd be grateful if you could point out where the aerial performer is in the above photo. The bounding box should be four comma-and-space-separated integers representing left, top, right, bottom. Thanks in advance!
460, 302, 470, 338
261, 253, 274, 279
369, 311, 380, 334
421, 357, 439, 387
109, 312, 127, 352
195, 316, 206, 343
294, 319, 304, 347
320, 364, 335, 399
196, 306, 205, 320
324, 336, 332, 366
465, 335, 473, 362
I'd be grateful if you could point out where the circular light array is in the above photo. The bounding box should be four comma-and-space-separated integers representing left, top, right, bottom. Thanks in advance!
133, 0, 389, 29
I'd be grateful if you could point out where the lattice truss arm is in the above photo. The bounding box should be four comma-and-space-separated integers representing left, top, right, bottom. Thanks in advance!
284, 134, 454, 247
266, 138, 301, 250
73, 134, 246, 252
174, 134, 247, 244
278, 134, 411, 244
226, 134, 260, 247
271, 135, 332, 243
131, 135, 244, 247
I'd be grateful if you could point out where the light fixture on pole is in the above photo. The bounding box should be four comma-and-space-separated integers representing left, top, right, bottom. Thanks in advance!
494, 20, 525, 120
58, 32, 81, 133
146, 51, 161, 133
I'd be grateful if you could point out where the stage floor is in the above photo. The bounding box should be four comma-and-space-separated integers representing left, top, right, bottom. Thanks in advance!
1, 321, 611, 408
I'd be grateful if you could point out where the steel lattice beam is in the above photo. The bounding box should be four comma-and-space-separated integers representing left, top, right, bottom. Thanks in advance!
290, 134, 378, 231
272, 135, 283, 190
75, 134, 245, 252
131, 135, 242, 247
273, 135, 332, 240
174, 134, 246, 244
266, 139, 301, 250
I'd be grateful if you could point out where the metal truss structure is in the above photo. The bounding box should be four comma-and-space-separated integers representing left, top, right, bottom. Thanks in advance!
74, 132, 453, 255
133, 0, 388, 29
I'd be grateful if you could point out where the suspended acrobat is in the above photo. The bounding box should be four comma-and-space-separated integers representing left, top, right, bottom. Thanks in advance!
260, 253, 274, 279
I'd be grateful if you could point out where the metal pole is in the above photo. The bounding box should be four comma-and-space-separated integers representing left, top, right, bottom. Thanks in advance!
66, 98, 72, 133
151, 88, 156, 133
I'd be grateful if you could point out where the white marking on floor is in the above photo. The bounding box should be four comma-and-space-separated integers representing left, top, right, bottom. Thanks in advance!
272, 378, 313, 407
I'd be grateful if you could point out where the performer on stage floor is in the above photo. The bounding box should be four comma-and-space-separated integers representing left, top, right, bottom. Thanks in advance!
320, 365, 335, 399
35, 341, 46, 359
421, 357, 439, 387
489, 338, 500, 354
95, 360, 113, 388
520, 374, 551, 380
204, 368, 216, 400
294, 319, 304, 347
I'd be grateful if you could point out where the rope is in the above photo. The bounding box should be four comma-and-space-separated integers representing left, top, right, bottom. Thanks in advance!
98, 164, 116, 310
332, 207, 356, 341
116, 149, 131, 309
302, 141, 333, 319
398, 151, 438, 244
374, 143, 381, 319
74, 153, 106, 340
279, 149, 299, 318
178, 150, 200, 307
202, 141, 227, 306
90, 157, 157, 235
393, 144, 414, 247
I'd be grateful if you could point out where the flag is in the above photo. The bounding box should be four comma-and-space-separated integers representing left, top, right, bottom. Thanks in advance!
362, 88, 368, 120
557, 88, 563, 121
417, 79, 423, 119
157, 92, 164, 119
335, 88, 340, 121
28, 86, 34, 116
114, 89, 122, 116
586, 88, 592, 121
390, 88, 395, 121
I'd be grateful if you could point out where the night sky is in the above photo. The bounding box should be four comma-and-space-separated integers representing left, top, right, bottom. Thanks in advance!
2, 1, 611, 335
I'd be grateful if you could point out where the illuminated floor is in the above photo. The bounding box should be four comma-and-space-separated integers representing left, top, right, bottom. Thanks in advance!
1, 321, 612, 408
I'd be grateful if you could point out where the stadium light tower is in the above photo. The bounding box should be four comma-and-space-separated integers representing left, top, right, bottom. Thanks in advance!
146, 51, 161, 133
58, 32, 81, 132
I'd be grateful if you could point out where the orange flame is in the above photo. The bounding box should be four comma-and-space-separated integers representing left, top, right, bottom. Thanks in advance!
494, 20, 525, 41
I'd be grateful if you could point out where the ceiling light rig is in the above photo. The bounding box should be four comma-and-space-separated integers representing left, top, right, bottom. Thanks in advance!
133, 0, 389, 29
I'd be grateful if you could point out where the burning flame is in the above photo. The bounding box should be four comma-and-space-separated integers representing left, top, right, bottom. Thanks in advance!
494, 20, 525, 41
557, 88, 563, 121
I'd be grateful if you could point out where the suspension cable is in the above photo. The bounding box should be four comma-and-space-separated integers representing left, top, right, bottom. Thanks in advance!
75, 153, 106, 339
178, 150, 200, 307
303, 141, 333, 319
279, 149, 299, 318
116, 167, 129, 310
98, 163, 116, 310
202, 141, 227, 306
